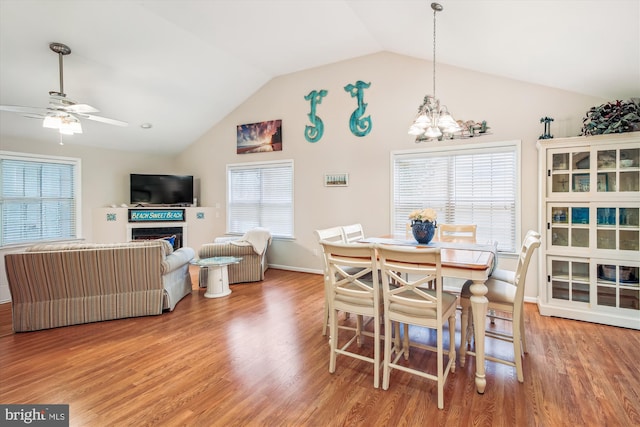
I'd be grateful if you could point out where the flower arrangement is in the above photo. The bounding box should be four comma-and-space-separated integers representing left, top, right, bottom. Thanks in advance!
408, 208, 437, 223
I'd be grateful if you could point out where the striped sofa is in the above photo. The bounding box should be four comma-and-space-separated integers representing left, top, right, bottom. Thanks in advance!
4, 240, 195, 332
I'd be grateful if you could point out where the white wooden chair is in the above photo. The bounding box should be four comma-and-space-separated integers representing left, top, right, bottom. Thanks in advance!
437, 223, 477, 243
315, 227, 345, 336
321, 241, 382, 388
437, 224, 478, 295
341, 223, 365, 243
459, 230, 541, 382
377, 245, 457, 409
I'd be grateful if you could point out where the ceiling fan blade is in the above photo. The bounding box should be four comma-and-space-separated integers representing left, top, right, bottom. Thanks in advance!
77, 113, 128, 127
48, 95, 99, 114
0, 105, 49, 115
63, 103, 100, 114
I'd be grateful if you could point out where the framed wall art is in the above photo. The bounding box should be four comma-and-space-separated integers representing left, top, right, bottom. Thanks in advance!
236, 119, 282, 154
324, 173, 348, 187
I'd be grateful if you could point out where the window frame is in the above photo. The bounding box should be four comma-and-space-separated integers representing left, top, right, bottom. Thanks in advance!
0, 150, 82, 247
390, 140, 521, 253
226, 159, 294, 239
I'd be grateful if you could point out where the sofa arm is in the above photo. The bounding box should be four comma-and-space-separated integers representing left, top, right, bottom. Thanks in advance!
214, 236, 240, 243
162, 247, 195, 274
199, 242, 256, 259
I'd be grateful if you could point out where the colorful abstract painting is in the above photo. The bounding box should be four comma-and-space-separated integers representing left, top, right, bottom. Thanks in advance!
237, 119, 282, 154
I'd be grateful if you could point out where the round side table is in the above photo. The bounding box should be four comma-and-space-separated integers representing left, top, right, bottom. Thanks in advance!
191, 256, 242, 298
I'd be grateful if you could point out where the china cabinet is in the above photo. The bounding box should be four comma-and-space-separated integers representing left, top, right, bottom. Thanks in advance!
537, 132, 640, 329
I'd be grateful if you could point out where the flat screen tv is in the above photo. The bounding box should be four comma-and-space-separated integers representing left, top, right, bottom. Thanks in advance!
130, 174, 194, 206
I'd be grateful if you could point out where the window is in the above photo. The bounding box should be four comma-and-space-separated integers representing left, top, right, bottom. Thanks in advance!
227, 160, 294, 238
1, 151, 81, 246
392, 141, 520, 252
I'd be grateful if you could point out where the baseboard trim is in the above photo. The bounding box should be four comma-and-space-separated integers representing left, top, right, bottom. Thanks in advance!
267, 264, 322, 275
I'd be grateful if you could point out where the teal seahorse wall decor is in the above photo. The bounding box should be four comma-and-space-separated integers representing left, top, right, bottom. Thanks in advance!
304, 89, 328, 143
344, 80, 372, 137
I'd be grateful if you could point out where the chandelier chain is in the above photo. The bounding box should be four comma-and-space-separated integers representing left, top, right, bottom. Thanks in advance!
432, 5, 437, 100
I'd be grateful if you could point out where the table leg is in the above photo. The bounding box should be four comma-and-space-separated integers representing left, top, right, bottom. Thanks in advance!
204, 265, 232, 298
469, 279, 488, 394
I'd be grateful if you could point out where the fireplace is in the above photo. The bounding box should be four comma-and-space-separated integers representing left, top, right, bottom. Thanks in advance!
131, 226, 183, 250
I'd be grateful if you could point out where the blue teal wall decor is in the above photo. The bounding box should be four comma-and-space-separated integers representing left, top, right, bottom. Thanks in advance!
344, 81, 371, 137
106, 213, 116, 221
304, 89, 328, 143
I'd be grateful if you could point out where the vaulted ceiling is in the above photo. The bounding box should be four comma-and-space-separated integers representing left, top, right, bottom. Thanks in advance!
1, 0, 638, 154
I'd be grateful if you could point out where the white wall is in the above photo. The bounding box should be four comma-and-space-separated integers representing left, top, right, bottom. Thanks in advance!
0, 52, 611, 303
176, 51, 607, 299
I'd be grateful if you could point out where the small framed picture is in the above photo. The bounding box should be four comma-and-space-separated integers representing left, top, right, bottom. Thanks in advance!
324, 173, 349, 187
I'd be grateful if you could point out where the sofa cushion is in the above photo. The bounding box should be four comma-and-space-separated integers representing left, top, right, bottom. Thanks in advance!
162, 235, 176, 249
27, 240, 174, 258
161, 247, 195, 274
155, 239, 174, 256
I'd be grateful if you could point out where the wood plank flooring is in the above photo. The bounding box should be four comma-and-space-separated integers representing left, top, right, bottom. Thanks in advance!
1, 267, 639, 426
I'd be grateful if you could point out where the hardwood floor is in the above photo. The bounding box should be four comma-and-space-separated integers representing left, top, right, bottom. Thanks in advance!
1, 267, 639, 426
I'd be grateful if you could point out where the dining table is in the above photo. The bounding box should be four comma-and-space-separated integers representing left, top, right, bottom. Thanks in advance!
360, 236, 495, 394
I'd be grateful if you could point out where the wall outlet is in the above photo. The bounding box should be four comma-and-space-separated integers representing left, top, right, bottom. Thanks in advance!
313, 248, 320, 257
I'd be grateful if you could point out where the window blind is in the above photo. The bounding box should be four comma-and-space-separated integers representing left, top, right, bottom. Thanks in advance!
227, 160, 294, 238
392, 142, 519, 252
1, 153, 80, 246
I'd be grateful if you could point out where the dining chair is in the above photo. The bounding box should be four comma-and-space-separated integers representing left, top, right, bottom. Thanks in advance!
437, 223, 477, 243
321, 240, 382, 388
483, 229, 540, 339
315, 227, 346, 336
459, 230, 541, 383
341, 223, 365, 243
436, 224, 478, 297
377, 245, 457, 409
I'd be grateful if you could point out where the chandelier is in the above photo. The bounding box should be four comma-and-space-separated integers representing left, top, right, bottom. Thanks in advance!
408, 3, 488, 142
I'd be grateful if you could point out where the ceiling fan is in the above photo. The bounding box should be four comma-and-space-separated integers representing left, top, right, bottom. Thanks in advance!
0, 42, 128, 135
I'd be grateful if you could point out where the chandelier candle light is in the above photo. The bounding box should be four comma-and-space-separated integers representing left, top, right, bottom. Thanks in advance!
408, 2, 488, 142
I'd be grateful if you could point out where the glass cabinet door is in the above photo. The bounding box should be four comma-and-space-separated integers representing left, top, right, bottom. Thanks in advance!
549, 205, 589, 248
596, 206, 639, 252
597, 147, 639, 193
550, 259, 590, 303
595, 262, 639, 311
550, 151, 590, 194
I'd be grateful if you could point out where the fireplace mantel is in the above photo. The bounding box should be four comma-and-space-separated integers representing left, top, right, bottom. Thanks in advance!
92, 207, 215, 250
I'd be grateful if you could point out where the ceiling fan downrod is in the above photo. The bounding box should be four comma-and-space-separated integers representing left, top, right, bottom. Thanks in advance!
48, 42, 71, 98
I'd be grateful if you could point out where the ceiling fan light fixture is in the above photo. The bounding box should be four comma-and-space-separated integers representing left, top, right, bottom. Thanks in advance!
42, 115, 61, 129
63, 118, 83, 135
43, 114, 82, 135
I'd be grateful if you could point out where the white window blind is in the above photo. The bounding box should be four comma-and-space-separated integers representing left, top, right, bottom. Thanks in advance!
1, 152, 80, 246
227, 160, 294, 238
392, 142, 519, 252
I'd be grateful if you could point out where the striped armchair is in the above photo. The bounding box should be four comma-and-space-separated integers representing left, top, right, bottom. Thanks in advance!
198, 228, 271, 284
